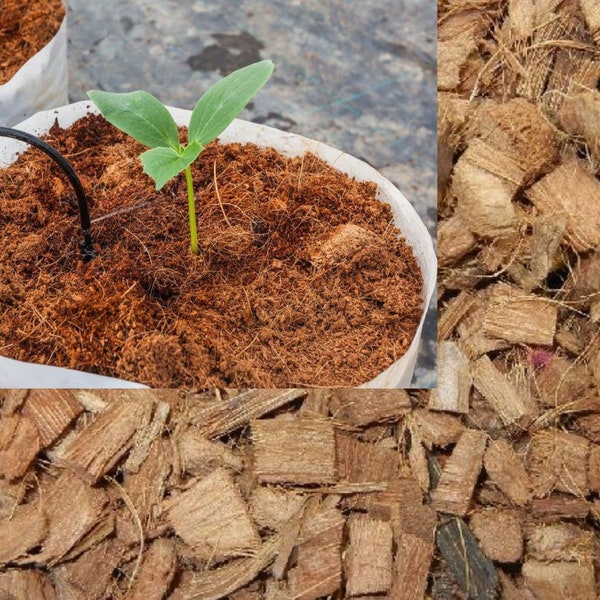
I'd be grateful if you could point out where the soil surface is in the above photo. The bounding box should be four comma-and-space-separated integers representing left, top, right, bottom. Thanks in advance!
0, 114, 423, 387
0, 0, 64, 85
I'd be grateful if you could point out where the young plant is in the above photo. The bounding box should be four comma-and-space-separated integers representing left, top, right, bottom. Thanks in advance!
88, 60, 274, 255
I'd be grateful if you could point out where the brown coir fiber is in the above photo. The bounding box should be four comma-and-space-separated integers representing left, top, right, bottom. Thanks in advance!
0, 0, 64, 85
0, 113, 422, 386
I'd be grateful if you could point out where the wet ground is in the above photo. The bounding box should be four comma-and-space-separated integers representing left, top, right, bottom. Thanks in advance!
66, 0, 437, 387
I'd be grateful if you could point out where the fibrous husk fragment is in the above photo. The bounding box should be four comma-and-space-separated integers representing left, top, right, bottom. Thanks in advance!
411, 409, 465, 448
525, 522, 595, 563
251, 417, 336, 485
27, 470, 109, 566
430, 341, 471, 413
306, 223, 377, 269
345, 514, 393, 596
329, 389, 411, 426
452, 139, 522, 238
57, 396, 154, 484
391, 531, 434, 600
557, 90, 600, 165
469, 508, 523, 563
1, 387, 599, 597
431, 429, 488, 516
484, 438, 532, 506
472, 355, 531, 425
0, 503, 46, 566
127, 538, 177, 600
522, 560, 596, 600
482, 284, 558, 346
527, 159, 600, 253
249, 486, 306, 532
0, 414, 39, 481
437, 0, 600, 595
527, 429, 590, 497
287, 500, 344, 600
192, 389, 307, 438
0, 569, 56, 600
164, 467, 260, 561
21, 390, 83, 448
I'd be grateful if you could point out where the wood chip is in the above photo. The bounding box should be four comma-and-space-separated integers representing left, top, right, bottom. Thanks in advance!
484, 439, 532, 506
165, 468, 259, 561
345, 515, 393, 596
21, 390, 83, 448
436, 518, 499, 600
329, 389, 411, 426
431, 429, 487, 516
252, 418, 336, 485
58, 398, 154, 484
469, 509, 523, 563
472, 355, 530, 425
429, 341, 471, 413
522, 560, 596, 600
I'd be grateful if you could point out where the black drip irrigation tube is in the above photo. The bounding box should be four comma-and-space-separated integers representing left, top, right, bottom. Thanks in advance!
0, 126, 96, 261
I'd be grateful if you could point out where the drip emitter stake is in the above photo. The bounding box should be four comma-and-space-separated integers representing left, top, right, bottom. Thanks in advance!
0, 126, 96, 261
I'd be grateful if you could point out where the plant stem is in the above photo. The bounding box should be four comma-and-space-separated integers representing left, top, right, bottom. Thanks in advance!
185, 165, 199, 255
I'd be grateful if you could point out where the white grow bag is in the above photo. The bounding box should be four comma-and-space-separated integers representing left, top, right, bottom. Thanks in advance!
0, 101, 436, 388
0, 16, 68, 127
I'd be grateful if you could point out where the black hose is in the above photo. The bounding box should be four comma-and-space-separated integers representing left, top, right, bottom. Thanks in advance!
0, 126, 96, 261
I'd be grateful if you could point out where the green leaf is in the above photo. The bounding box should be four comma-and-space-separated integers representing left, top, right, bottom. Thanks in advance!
189, 60, 274, 146
141, 140, 204, 190
87, 90, 181, 150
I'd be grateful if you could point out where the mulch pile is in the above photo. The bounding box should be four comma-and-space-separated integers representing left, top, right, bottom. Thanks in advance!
0, 0, 64, 85
0, 113, 422, 387
0, 388, 599, 599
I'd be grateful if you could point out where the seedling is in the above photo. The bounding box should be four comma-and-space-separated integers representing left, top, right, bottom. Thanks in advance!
88, 60, 274, 254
